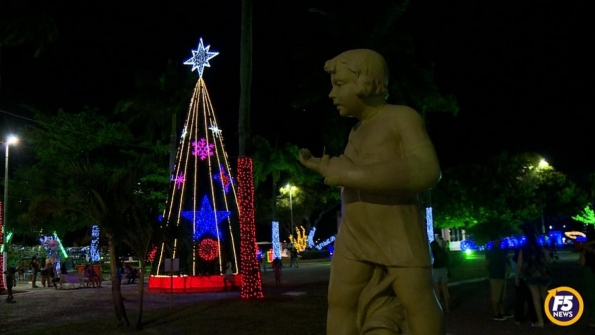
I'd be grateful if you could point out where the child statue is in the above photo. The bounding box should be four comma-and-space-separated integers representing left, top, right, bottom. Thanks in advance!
299, 49, 445, 335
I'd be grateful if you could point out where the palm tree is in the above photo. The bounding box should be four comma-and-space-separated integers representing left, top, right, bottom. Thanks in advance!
237, 0, 263, 299
238, 0, 253, 157
252, 135, 302, 221
114, 62, 196, 171
119, 179, 161, 330
69, 164, 134, 326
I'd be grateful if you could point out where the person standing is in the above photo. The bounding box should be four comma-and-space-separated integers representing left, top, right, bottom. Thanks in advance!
290, 246, 299, 268
431, 240, 450, 314
223, 260, 235, 291
272, 258, 282, 286
486, 235, 512, 321
515, 228, 552, 328
4, 267, 16, 302
579, 227, 595, 328
511, 246, 537, 325
39, 258, 51, 288
29, 256, 40, 288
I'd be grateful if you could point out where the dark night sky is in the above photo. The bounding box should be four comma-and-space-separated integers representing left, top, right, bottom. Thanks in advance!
408, 0, 595, 173
1, 0, 594, 176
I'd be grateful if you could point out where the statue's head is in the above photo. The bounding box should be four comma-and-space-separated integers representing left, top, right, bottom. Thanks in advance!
324, 49, 389, 99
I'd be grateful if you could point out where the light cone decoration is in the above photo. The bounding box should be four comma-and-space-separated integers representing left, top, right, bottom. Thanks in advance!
152, 39, 240, 291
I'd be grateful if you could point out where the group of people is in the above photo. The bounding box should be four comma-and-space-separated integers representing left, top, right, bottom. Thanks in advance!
488, 225, 595, 328
27, 256, 104, 289
115, 261, 140, 285
20, 255, 144, 290
431, 235, 543, 322
28, 256, 61, 288
83, 264, 102, 288
434, 223, 595, 329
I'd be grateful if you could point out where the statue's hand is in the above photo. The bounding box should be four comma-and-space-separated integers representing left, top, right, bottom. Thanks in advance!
299, 148, 329, 175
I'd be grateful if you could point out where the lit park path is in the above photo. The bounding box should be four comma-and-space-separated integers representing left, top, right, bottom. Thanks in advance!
1, 254, 593, 334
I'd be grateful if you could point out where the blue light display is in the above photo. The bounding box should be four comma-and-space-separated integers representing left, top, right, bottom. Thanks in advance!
426, 207, 434, 243
272, 221, 281, 259
90, 225, 100, 262
181, 195, 231, 241
307, 227, 316, 248
483, 231, 566, 251
315, 235, 336, 250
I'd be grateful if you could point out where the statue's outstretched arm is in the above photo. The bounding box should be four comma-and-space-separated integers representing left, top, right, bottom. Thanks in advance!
323, 107, 441, 195
323, 144, 440, 195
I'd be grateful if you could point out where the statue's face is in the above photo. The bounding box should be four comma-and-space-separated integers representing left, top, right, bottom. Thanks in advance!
328, 64, 361, 118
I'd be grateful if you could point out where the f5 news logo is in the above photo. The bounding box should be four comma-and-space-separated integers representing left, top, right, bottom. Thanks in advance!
544, 286, 584, 326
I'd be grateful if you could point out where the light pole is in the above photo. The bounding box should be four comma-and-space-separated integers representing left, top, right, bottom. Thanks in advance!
280, 184, 298, 234
2, 135, 18, 287
535, 158, 551, 235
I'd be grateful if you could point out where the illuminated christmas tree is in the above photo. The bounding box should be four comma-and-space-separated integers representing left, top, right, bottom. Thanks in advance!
153, 38, 240, 285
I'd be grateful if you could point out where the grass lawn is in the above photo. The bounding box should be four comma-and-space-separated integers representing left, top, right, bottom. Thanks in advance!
12, 252, 488, 335
447, 250, 487, 282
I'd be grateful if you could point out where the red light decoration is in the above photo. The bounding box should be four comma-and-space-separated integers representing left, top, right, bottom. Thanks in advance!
198, 238, 219, 261
147, 245, 158, 263
148, 274, 242, 292
237, 157, 263, 299
214, 164, 234, 193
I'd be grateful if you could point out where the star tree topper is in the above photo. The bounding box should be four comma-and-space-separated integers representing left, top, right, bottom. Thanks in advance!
184, 38, 219, 78
181, 195, 231, 241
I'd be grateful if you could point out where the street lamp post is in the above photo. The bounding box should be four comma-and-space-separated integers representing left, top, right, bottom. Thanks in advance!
536, 158, 550, 235
2, 135, 18, 288
281, 184, 298, 235
288, 187, 294, 234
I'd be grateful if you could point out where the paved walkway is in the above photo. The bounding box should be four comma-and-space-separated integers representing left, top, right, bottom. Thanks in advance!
1, 252, 593, 334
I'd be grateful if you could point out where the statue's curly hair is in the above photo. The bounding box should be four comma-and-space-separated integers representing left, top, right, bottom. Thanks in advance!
324, 49, 389, 99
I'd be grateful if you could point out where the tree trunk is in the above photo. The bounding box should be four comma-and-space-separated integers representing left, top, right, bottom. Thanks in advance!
270, 135, 280, 221
238, 0, 253, 157
0, 46, 3, 93
135, 258, 146, 330
271, 178, 277, 221
109, 236, 130, 327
